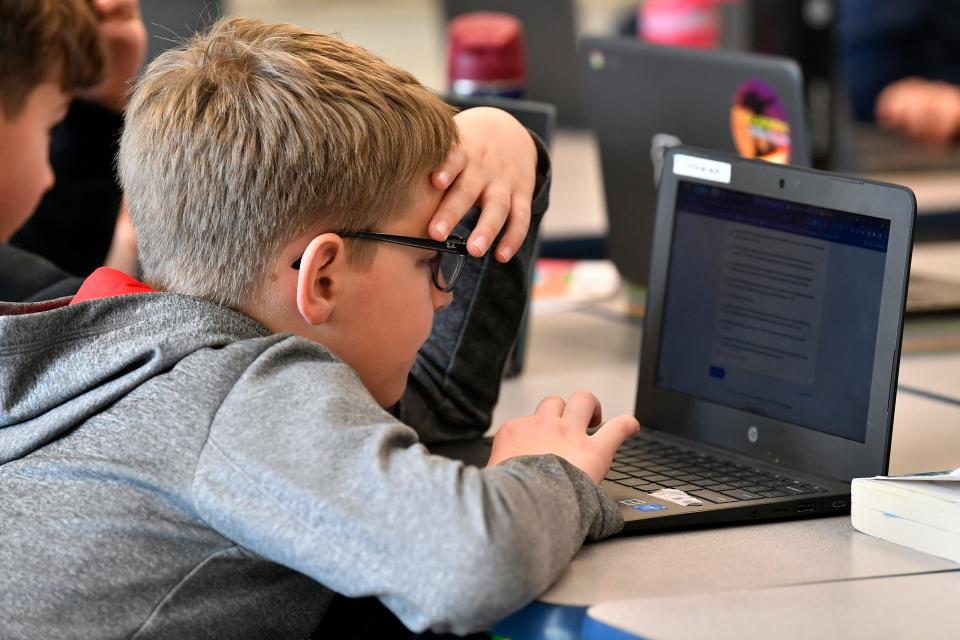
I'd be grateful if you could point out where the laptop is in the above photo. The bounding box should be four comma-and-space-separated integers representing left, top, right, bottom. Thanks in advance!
433, 147, 914, 533
443, 94, 556, 150
579, 37, 810, 287
609, 146, 914, 531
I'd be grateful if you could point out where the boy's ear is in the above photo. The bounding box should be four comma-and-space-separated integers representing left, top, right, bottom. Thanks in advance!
295, 234, 346, 325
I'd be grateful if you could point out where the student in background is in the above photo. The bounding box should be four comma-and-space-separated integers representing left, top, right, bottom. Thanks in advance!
0, 0, 146, 300
0, 17, 638, 638
840, 0, 960, 145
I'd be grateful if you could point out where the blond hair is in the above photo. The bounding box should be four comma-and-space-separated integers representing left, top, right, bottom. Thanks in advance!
0, 0, 104, 117
120, 17, 457, 307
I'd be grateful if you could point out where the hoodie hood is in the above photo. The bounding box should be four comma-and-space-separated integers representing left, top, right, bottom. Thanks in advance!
0, 293, 269, 464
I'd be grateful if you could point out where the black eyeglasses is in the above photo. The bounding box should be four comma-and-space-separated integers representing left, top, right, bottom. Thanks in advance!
291, 231, 469, 292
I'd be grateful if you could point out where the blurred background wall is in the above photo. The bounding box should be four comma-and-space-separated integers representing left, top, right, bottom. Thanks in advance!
144, 0, 640, 91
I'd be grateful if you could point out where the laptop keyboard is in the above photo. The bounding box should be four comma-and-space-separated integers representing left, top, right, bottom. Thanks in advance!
606, 436, 828, 504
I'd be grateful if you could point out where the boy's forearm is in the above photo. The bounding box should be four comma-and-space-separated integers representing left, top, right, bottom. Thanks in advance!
394, 134, 552, 442
197, 346, 622, 634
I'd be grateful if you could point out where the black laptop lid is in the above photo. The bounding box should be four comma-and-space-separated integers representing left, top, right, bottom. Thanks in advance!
636, 147, 915, 482
580, 37, 810, 285
443, 94, 557, 148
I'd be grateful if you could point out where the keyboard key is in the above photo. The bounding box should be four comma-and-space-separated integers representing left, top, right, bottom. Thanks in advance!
779, 485, 815, 495
758, 490, 790, 498
673, 484, 701, 492
708, 484, 734, 492
638, 484, 664, 492
660, 479, 687, 488
689, 490, 738, 503
605, 471, 630, 481
642, 475, 670, 483
615, 478, 651, 488
742, 485, 770, 493
676, 474, 703, 483
722, 489, 763, 501
646, 464, 674, 473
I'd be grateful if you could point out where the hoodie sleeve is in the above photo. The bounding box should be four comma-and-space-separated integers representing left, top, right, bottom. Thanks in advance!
192, 338, 622, 635
391, 134, 551, 443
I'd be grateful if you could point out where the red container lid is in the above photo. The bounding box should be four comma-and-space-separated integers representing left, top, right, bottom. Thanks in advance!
448, 12, 526, 83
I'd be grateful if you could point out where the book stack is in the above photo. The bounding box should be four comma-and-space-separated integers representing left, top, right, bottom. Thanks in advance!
851, 468, 960, 564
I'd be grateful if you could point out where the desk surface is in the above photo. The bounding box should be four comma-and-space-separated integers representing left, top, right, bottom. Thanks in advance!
585, 570, 960, 640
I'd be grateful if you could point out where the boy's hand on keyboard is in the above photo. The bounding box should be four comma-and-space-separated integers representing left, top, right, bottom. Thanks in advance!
487, 390, 640, 484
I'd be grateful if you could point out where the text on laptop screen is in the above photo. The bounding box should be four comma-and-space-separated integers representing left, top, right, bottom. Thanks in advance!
655, 181, 890, 443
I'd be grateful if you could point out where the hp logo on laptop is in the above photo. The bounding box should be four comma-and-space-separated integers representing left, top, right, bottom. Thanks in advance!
747, 426, 759, 443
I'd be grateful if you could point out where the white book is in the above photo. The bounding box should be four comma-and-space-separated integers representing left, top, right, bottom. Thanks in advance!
851, 468, 960, 564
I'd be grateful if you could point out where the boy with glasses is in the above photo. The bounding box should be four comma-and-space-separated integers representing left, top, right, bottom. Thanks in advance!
0, 17, 638, 637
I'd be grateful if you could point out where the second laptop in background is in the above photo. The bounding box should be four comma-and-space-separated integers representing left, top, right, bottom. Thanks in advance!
580, 36, 810, 287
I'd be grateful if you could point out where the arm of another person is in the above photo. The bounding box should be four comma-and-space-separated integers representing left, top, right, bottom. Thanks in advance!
838, 0, 931, 121
391, 108, 549, 442
875, 77, 960, 145
192, 340, 631, 635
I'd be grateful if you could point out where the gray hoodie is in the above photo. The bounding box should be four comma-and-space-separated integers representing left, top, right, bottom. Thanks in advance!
0, 153, 623, 638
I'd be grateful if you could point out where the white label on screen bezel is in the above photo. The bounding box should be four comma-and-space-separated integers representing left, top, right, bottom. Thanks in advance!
673, 154, 732, 184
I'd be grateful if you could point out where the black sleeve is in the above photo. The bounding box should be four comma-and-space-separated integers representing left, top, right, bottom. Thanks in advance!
0, 244, 82, 302
10, 99, 123, 277
390, 134, 551, 442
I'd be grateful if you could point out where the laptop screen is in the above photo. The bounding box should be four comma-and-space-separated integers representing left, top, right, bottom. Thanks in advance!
654, 181, 891, 443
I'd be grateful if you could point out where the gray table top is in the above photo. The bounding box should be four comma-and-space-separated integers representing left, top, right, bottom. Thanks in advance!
586, 569, 960, 639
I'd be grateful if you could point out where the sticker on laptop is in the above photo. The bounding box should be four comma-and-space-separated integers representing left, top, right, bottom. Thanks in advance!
730, 79, 792, 164
619, 498, 648, 507
673, 153, 731, 184
633, 503, 667, 511
651, 488, 703, 507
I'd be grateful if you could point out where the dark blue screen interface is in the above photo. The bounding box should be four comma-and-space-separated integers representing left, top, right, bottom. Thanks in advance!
655, 181, 890, 442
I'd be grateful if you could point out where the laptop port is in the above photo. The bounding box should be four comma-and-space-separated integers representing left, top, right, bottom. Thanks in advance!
832, 500, 847, 509
796, 503, 815, 513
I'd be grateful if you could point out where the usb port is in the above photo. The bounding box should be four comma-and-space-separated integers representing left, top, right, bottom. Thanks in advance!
831, 500, 847, 509
796, 503, 815, 513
